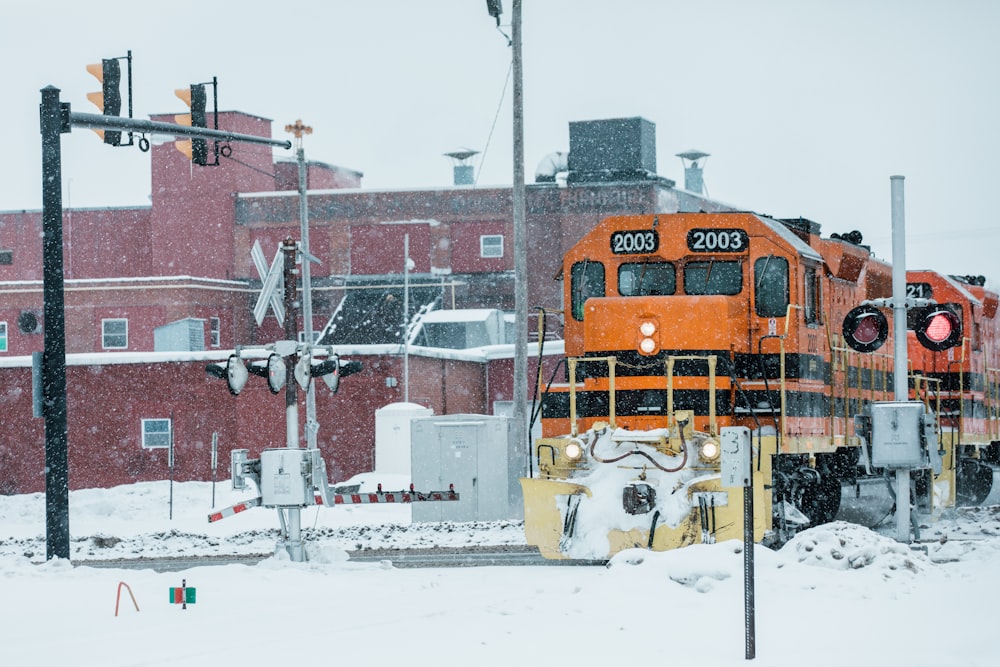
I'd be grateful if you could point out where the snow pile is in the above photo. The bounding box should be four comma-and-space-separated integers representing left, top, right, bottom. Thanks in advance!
781, 520, 925, 576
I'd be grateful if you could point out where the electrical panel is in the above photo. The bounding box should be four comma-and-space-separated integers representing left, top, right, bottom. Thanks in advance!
870, 402, 926, 469
260, 448, 317, 507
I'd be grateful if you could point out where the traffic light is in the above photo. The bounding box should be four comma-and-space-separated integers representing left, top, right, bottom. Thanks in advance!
911, 305, 962, 352
174, 84, 209, 165
85, 58, 122, 145
842, 304, 889, 353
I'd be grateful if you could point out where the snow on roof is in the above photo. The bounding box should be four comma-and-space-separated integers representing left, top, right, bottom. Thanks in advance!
0, 340, 566, 370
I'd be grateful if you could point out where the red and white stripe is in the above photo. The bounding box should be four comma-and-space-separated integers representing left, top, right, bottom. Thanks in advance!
207, 497, 262, 523
318, 484, 459, 506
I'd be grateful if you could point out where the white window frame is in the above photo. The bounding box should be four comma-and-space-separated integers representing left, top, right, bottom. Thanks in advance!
209, 316, 221, 347
0, 321, 7, 353
141, 418, 172, 449
480, 234, 504, 259
102, 318, 129, 350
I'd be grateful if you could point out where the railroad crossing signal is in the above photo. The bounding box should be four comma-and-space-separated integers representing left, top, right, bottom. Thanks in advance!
251, 240, 285, 326
842, 304, 889, 353
911, 306, 962, 352
843, 302, 963, 353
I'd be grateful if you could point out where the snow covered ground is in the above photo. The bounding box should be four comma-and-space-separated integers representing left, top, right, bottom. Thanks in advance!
3, 475, 1000, 666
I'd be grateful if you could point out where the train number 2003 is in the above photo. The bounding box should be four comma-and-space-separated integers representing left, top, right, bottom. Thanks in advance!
686, 229, 749, 253
610, 229, 660, 254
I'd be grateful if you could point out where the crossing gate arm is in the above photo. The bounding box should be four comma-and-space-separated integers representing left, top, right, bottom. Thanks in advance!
208, 496, 262, 523
316, 483, 459, 506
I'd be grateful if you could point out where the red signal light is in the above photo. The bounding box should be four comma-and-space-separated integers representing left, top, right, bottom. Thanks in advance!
914, 307, 962, 352
843, 304, 889, 353
924, 313, 953, 343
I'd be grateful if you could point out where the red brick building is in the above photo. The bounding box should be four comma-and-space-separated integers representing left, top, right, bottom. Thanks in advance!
0, 112, 727, 493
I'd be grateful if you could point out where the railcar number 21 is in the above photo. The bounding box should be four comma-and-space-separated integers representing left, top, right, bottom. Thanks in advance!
686, 228, 749, 253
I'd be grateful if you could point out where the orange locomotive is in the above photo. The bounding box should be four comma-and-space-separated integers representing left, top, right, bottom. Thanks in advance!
521, 212, 998, 559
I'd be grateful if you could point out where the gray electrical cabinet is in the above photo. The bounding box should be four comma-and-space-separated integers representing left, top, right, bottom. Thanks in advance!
410, 414, 524, 523
870, 402, 935, 469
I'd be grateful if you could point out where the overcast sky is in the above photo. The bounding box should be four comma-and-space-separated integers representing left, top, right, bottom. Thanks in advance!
3, 1, 997, 275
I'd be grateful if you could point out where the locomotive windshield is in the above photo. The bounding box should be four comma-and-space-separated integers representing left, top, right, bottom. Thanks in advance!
754, 255, 790, 317
682, 260, 743, 295
570, 260, 605, 321
618, 261, 676, 296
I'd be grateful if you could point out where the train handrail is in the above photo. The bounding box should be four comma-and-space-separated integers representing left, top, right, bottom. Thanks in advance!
947, 337, 969, 452
665, 355, 718, 435
913, 374, 945, 462
567, 356, 617, 436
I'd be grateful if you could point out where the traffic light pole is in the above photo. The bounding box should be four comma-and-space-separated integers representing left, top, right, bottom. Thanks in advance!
40, 87, 70, 561
39, 85, 291, 560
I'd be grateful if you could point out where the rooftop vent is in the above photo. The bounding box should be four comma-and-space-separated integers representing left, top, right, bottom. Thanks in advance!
676, 149, 710, 194
567, 117, 657, 183
444, 149, 479, 186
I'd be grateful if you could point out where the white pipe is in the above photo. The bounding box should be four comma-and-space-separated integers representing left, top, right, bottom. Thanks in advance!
890, 174, 911, 543
890, 175, 907, 401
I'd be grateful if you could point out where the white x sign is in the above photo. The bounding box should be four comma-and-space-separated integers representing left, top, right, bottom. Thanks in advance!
251, 240, 286, 326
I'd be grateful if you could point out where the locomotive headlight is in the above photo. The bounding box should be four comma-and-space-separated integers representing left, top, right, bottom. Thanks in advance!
638, 320, 658, 355
699, 439, 721, 463
564, 439, 584, 461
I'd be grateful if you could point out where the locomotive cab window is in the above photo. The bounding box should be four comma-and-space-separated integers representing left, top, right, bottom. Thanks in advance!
804, 265, 821, 325
683, 260, 742, 295
618, 261, 676, 296
753, 256, 789, 317
570, 260, 605, 321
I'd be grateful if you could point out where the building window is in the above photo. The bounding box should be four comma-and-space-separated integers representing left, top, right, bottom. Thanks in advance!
141, 418, 172, 449
102, 318, 128, 349
480, 234, 504, 259
0, 322, 6, 352
209, 317, 221, 347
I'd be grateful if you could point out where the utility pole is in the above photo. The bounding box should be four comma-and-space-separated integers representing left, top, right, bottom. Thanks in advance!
511, 0, 529, 476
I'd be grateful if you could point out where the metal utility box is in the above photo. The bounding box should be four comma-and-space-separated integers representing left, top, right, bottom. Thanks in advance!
260, 448, 317, 507
410, 414, 524, 523
870, 402, 926, 469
